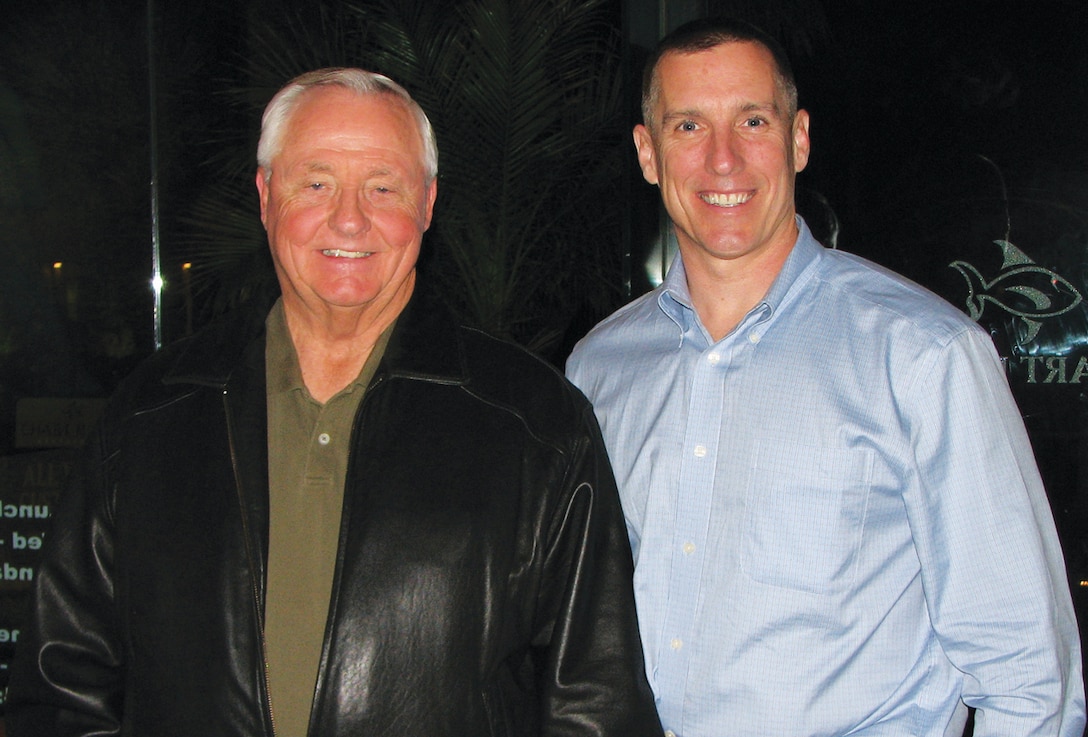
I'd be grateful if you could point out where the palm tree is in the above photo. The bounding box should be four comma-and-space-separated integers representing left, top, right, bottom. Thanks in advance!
181, 0, 629, 359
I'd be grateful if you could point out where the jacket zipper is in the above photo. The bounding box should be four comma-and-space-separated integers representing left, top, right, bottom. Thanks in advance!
223, 387, 277, 737
306, 374, 386, 729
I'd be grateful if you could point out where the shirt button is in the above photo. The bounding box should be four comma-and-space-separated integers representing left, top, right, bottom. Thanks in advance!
670, 637, 683, 650
318, 432, 331, 446
665, 732, 677, 737
693, 445, 707, 458
748, 332, 761, 344
682, 542, 696, 555
706, 352, 720, 365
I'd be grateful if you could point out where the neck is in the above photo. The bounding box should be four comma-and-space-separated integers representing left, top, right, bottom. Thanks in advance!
682, 237, 795, 343
283, 278, 411, 403
688, 272, 770, 342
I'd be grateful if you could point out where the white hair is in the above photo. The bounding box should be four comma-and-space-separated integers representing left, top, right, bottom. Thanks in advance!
257, 67, 438, 182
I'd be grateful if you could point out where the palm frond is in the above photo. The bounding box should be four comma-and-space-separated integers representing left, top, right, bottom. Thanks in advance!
177, 0, 628, 354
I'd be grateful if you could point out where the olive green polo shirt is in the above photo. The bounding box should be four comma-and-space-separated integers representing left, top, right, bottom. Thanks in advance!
264, 299, 391, 736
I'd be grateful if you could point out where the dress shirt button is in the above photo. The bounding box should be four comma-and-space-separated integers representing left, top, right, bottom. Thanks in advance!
318, 432, 331, 446
693, 445, 707, 458
706, 352, 721, 365
670, 637, 683, 650
683, 542, 696, 555
748, 332, 761, 344
665, 731, 677, 737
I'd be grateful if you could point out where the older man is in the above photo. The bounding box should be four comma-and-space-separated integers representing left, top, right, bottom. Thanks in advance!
567, 17, 1084, 737
7, 68, 660, 737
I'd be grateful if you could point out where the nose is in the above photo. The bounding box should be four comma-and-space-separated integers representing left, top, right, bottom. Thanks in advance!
707, 126, 740, 175
329, 187, 370, 236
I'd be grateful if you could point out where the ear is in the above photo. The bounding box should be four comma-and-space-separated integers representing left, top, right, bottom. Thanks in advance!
632, 124, 660, 186
255, 168, 270, 228
792, 109, 811, 174
422, 177, 438, 231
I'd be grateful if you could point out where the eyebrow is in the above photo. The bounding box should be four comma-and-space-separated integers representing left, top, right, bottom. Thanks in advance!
661, 100, 785, 128
743, 101, 783, 115
297, 161, 402, 180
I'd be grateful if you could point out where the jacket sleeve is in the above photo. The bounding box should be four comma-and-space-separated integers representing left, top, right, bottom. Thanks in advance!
532, 403, 662, 736
5, 423, 126, 736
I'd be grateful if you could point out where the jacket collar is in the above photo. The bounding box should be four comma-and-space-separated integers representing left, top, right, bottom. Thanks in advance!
372, 285, 465, 385
161, 283, 467, 389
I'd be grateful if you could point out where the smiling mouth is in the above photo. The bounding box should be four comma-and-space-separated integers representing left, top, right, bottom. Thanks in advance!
322, 249, 373, 259
700, 192, 752, 207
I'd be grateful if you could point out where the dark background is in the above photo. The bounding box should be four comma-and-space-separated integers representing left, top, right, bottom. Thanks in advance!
1, 0, 1086, 727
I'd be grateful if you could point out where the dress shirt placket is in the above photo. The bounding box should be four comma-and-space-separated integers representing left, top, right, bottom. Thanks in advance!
655, 318, 748, 734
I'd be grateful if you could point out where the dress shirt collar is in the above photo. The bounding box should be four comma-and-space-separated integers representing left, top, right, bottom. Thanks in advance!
657, 216, 824, 340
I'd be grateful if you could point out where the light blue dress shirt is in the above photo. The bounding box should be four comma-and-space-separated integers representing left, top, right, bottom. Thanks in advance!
566, 218, 1085, 737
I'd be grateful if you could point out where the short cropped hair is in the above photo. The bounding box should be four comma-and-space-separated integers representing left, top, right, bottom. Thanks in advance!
641, 17, 799, 130
257, 67, 438, 182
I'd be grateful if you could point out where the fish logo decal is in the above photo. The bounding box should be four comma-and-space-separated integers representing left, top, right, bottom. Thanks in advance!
950, 240, 1083, 343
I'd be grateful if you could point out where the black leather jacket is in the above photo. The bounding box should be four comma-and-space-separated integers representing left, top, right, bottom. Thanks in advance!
7, 295, 661, 737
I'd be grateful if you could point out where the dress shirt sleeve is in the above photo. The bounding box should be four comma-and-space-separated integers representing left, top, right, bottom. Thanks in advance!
532, 404, 662, 736
5, 424, 125, 736
903, 327, 1085, 737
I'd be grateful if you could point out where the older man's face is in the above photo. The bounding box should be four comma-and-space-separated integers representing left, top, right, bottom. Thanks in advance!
257, 86, 436, 322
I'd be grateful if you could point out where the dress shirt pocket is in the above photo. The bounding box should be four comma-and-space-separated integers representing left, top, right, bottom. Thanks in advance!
741, 440, 873, 595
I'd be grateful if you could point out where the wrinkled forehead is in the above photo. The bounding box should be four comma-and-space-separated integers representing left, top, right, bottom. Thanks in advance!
281, 88, 426, 164
648, 42, 795, 125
